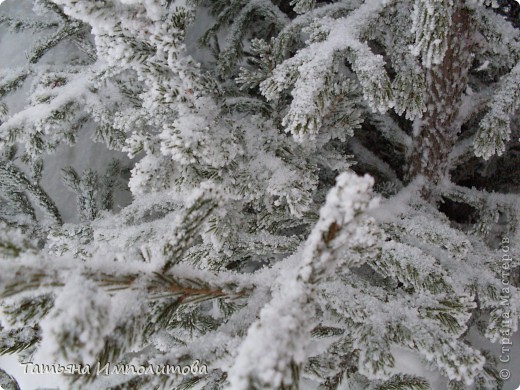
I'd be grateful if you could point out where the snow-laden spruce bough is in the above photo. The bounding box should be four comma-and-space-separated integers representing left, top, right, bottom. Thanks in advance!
0, 0, 519, 388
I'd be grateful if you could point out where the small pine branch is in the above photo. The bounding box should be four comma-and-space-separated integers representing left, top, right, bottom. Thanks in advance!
62, 167, 98, 222
0, 69, 30, 99
375, 374, 430, 390
0, 159, 62, 225
0, 326, 40, 355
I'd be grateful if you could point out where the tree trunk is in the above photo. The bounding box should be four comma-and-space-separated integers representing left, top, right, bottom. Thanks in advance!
408, 4, 475, 192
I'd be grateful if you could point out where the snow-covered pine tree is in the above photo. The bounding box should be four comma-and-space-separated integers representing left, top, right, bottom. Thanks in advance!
0, 0, 519, 389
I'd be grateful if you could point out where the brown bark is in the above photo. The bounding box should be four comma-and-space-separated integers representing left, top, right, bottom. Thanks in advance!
408, 4, 475, 193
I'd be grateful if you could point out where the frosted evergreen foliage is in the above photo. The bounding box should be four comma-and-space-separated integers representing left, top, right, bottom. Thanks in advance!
474, 61, 520, 160
0, 0, 99, 169
411, 0, 454, 68
290, 0, 316, 14
258, 0, 394, 138
229, 172, 379, 389
0, 0, 519, 389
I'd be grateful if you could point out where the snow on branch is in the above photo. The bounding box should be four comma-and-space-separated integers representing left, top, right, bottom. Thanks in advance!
291, 0, 316, 15
260, 0, 393, 139
411, 0, 454, 68
228, 172, 379, 389
474, 61, 520, 160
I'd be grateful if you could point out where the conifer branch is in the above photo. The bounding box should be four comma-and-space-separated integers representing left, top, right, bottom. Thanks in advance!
0, 160, 62, 225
